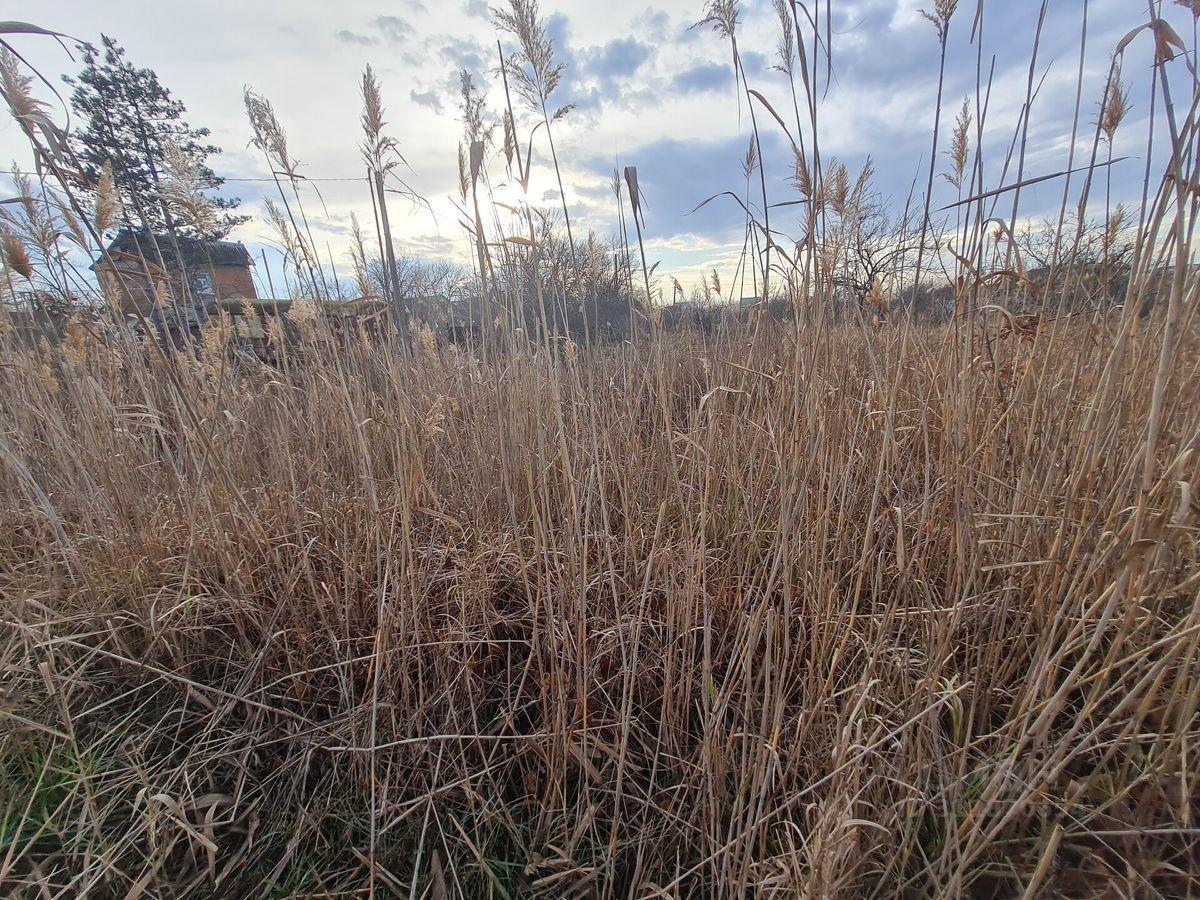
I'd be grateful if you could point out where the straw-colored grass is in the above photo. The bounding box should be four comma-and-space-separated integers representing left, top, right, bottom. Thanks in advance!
2, 0, 1199, 895
1, 313, 1197, 896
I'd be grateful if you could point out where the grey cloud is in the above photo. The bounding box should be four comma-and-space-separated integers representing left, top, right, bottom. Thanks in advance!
672, 61, 729, 94
585, 37, 652, 80
404, 233, 460, 258
410, 89, 444, 113
374, 15, 415, 42
335, 29, 379, 47
633, 9, 671, 41
574, 178, 618, 204
545, 12, 577, 68
439, 36, 488, 74
738, 51, 769, 78
584, 131, 794, 244
336, 15, 415, 49
530, 16, 654, 114
464, 0, 490, 18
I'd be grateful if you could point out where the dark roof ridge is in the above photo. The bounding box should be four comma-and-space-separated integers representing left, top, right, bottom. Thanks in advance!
99, 229, 253, 269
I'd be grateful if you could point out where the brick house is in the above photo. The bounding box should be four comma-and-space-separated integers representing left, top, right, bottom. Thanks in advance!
94, 230, 257, 339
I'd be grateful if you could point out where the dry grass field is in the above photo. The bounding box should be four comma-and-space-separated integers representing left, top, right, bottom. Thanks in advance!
1, 1, 1199, 896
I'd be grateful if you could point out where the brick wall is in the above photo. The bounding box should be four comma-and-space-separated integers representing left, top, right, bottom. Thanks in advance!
99, 265, 165, 316
212, 265, 258, 300
99, 261, 257, 310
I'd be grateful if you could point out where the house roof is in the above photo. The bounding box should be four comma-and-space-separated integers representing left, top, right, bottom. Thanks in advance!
97, 230, 253, 270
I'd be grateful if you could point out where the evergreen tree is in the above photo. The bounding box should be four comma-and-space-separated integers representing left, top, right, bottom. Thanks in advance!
65, 36, 247, 239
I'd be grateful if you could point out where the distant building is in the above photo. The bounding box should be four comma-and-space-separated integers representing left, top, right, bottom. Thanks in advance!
93, 230, 257, 340
1, 290, 76, 346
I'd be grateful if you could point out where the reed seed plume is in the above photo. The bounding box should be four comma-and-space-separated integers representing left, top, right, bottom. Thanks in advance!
791, 146, 813, 199
0, 47, 41, 122
459, 69, 490, 147
826, 158, 849, 215
696, 0, 740, 40
54, 195, 87, 249
1100, 62, 1131, 144
502, 110, 516, 169
243, 87, 297, 177
852, 156, 875, 205
360, 64, 401, 175
772, 0, 794, 75
160, 138, 218, 235
942, 96, 971, 189
919, 0, 958, 43
8, 167, 37, 227
742, 134, 758, 178
0, 168, 60, 265
1, 225, 33, 279
262, 194, 305, 268
349, 210, 371, 297
93, 159, 122, 233
494, 0, 566, 112
1102, 202, 1128, 252
457, 142, 469, 200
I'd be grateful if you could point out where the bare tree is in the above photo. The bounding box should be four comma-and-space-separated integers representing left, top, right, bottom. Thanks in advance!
825, 169, 922, 318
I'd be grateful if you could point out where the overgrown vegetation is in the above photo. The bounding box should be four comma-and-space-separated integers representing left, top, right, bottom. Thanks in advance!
0, 1, 1198, 896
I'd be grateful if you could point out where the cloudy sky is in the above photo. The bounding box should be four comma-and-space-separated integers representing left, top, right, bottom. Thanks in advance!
3, 0, 1190, 296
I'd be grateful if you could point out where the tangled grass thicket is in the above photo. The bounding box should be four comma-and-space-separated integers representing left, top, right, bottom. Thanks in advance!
1, 317, 1197, 896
